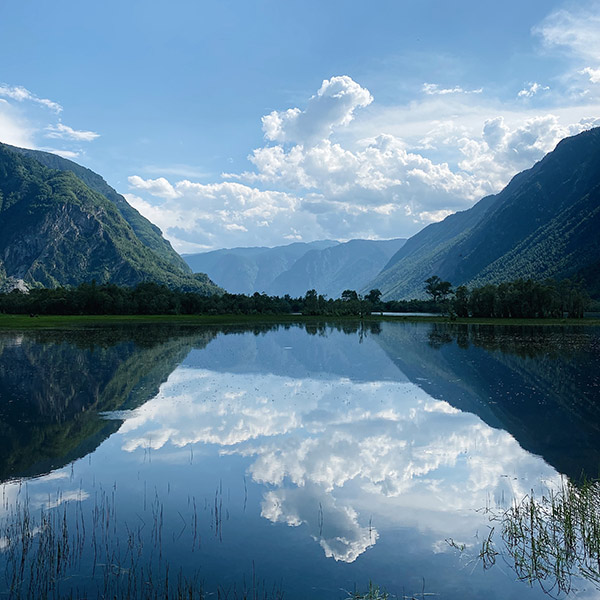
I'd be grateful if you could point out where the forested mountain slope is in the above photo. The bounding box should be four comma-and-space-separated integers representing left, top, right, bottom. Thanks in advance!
367, 128, 600, 299
0, 144, 221, 293
7, 144, 188, 272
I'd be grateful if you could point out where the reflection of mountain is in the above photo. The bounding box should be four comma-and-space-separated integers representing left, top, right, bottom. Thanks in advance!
111, 324, 560, 567
373, 323, 600, 480
185, 321, 600, 481
0, 327, 216, 481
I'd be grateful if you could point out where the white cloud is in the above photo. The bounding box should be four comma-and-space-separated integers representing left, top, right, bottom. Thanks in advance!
0, 101, 35, 147
45, 122, 100, 142
418, 209, 454, 223
581, 67, 600, 83
106, 326, 561, 563
126, 179, 316, 250
517, 82, 550, 98
534, 3, 600, 63
126, 32, 600, 252
37, 147, 81, 159
422, 83, 483, 95
0, 84, 62, 113
262, 76, 373, 144
458, 114, 600, 190
128, 175, 179, 199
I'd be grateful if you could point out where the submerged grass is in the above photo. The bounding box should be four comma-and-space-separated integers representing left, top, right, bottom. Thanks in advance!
471, 478, 600, 597
0, 482, 284, 600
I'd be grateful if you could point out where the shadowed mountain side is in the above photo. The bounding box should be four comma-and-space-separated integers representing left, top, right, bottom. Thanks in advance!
373, 322, 600, 480
6, 145, 189, 273
367, 128, 600, 299
183, 241, 339, 294
0, 327, 217, 481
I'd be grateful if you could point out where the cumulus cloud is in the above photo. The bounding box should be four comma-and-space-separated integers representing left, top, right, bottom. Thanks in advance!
126, 178, 315, 249
422, 83, 483, 95
45, 122, 100, 142
518, 82, 550, 98
458, 114, 600, 190
581, 67, 600, 83
126, 56, 600, 251
128, 175, 179, 199
0, 84, 62, 113
262, 76, 373, 144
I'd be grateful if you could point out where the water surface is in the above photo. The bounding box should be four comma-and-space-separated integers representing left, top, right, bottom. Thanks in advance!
1, 321, 599, 599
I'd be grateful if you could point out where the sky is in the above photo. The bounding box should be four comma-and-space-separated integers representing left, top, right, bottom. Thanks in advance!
1, 0, 600, 253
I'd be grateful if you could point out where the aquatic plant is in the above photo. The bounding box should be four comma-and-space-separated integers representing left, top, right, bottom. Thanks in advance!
475, 478, 600, 596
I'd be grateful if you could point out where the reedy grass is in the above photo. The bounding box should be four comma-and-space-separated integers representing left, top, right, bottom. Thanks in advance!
0, 481, 284, 600
470, 478, 600, 597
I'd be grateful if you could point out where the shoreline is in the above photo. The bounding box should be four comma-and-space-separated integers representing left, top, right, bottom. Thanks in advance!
1, 313, 599, 329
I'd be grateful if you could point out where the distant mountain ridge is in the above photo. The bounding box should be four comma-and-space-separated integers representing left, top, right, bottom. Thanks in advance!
366, 127, 600, 299
184, 238, 406, 297
0, 143, 222, 293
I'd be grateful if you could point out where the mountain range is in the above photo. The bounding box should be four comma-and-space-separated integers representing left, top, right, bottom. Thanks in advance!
366, 127, 600, 299
0, 143, 222, 294
1, 126, 598, 299
183, 238, 406, 297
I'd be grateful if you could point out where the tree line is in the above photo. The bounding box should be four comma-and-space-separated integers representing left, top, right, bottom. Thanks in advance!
0, 276, 591, 318
424, 275, 591, 318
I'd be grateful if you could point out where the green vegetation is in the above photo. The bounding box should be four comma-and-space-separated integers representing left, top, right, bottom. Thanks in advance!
368, 128, 600, 300
7, 144, 189, 272
450, 277, 590, 318
0, 488, 285, 599
472, 479, 600, 596
0, 143, 221, 294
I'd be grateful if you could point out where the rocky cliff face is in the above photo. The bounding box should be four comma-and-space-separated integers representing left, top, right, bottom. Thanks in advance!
0, 144, 222, 294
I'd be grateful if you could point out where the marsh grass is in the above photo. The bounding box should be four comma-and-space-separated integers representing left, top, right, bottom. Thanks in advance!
0, 483, 284, 600
474, 478, 600, 597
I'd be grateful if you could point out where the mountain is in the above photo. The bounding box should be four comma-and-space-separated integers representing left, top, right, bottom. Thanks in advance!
0, 143, 222, 293
367, 127, 600, 299
6, 145, 189, 272
184, 238, 405, 297
183, 240, 338, 294
267, 238, 406, 298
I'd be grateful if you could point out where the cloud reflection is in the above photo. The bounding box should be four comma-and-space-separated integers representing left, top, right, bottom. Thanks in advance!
107, 362, 559, 562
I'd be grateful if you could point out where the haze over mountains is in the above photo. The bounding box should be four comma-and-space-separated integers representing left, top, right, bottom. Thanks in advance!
0, 127, 598, 300
183, 238, 406, 298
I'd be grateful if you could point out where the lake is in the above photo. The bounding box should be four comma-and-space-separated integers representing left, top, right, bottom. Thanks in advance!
1, 321, 600, 599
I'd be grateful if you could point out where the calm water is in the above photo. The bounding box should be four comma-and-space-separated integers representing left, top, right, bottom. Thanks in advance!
1, 321, 600, 599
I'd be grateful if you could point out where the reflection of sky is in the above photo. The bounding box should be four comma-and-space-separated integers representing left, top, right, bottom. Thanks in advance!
107, 357, 559, 564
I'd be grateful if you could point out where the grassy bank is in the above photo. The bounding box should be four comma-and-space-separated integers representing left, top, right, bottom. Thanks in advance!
0, 313, 599, 330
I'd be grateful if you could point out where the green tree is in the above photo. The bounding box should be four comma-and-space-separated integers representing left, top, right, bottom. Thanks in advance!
424, 276, 453, 302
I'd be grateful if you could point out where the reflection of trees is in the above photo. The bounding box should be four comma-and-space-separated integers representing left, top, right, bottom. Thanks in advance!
378, 322, 600, 482
426, 322, 596, 359
0, 326, 217, 481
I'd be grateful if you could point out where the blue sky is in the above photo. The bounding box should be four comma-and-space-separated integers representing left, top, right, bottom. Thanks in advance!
1, 0, 600, 251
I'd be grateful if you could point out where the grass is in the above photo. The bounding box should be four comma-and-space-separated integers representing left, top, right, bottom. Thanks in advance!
0, 313, 599, 330
0, 481, 285, 600
467, 478, 600, 597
